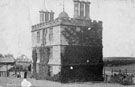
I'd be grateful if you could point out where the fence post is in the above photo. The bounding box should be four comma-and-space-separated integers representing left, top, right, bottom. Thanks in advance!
111, 69, 113, 75
125, 69, 127, 74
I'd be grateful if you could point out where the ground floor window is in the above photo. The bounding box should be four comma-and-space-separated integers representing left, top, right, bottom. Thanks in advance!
48, 66, 61, 77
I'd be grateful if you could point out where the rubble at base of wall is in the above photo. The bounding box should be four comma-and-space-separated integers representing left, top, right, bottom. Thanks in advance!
32, 67, 104, 83
34, 72, 61, 82
34, 75, 104, 83
60, 77, 104, 83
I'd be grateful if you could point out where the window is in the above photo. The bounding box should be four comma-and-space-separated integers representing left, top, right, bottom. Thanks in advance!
49, 47, 53, 60
43, 29, 47, 45
37, 31, 40, 43
49, 27, 53, 42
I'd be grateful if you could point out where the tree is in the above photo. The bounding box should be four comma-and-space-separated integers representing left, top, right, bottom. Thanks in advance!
0, 53, 4, 58
4, 54, 14, 58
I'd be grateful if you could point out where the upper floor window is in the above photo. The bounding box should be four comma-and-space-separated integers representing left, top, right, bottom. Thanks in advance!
37, 31, 40, 43
49, 27, 53, 42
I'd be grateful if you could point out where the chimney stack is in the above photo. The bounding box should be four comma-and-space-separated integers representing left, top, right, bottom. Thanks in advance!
39, 10, 55, 23
39, 10, 45, 23
44, 11, 49, 22
85, 1, 90, 20
73, 0, 91, 20
73, 0, 80, 18
80, 1, 85, 18
50, 10, 54, 21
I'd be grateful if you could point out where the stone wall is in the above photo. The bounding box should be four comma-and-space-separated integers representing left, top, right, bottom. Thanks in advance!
60, 46, 103, 82
61, 46, 102, 65
32, 20, 103, 82
61, 64, 103, 82
61, 20, 102, 47
32, 47, 61, 81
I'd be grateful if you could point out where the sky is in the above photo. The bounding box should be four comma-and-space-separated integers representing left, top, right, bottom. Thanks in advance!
0, 0, 135, 58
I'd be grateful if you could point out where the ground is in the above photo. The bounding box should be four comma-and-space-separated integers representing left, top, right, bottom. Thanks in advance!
0, 77, 135, 87
1, 64, 135, 87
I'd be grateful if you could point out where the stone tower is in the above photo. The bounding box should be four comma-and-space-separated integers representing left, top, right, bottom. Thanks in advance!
32, 0, 103, 82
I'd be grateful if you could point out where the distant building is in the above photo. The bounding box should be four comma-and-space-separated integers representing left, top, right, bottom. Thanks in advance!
10, 56, 32, 78
32, 0, 103, 82
0, 58, 15, 77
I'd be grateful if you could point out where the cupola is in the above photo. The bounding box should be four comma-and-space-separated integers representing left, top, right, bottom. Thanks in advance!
58, 11, 69, 19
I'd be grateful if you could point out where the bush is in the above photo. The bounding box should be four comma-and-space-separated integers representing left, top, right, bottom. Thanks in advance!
109, 73, 134, 85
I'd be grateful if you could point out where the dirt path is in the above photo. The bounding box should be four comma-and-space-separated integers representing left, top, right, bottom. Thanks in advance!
0, 77, 134, 87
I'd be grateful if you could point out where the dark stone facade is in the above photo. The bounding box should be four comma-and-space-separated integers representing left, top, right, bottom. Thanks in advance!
60, 46, 103, 82
61, 65, 103, 82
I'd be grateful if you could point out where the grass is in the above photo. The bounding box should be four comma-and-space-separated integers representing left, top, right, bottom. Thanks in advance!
1, 64, 135, 87
0, 77, 134, 87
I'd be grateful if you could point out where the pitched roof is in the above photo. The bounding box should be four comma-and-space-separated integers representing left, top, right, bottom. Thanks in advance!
15, 58, 32, 63
0, 57, 15, 64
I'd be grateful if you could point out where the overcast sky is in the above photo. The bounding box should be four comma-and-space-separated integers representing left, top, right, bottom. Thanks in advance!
0, 0, 135, 58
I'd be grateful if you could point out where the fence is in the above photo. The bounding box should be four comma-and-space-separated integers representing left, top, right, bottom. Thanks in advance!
103, 68, 135, 85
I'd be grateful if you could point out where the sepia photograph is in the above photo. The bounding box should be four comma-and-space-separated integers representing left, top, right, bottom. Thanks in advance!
0, 0, 135, 87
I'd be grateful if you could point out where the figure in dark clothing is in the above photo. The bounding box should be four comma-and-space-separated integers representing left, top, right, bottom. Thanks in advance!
17, 74, 21, 78
28, 64, 31, 71
24, 71, 27, 78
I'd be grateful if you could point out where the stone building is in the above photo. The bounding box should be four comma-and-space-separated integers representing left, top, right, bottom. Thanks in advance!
31, 0, 103, 82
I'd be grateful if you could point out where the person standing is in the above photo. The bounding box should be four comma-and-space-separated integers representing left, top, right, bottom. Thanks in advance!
24, 71, 27, 78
